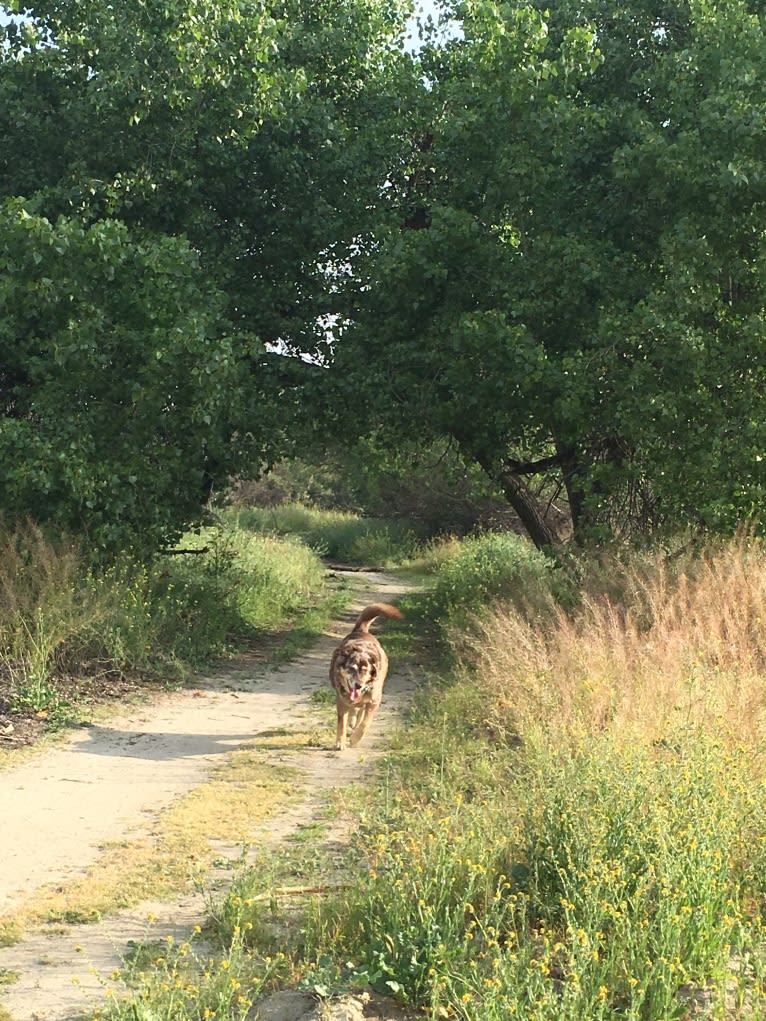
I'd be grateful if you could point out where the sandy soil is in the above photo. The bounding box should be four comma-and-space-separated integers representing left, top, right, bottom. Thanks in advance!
0, 572, 419, 1021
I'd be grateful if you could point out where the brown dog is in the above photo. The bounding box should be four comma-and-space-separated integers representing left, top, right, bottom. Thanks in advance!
329, 602, 404, 750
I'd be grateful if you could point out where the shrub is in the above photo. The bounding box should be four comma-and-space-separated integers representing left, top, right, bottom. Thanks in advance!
426, 531, 558, 632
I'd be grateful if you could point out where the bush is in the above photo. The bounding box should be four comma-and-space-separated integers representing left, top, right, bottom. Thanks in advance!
97, 524, 327, 671
427, 531, 557, 630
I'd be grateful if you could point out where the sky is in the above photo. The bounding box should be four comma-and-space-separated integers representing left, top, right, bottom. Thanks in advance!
414, 0, 443, 21
408, 0, 460, 49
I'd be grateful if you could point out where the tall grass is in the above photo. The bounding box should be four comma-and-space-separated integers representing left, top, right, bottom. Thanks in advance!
230, 504, 428, 567
0, 522, 108, 710
460, 535, 766, 755
302, 533, 766, 1020
0, 518, 329, 713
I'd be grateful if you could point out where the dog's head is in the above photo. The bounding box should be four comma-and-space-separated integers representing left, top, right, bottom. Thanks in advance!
335, 648, 378, 703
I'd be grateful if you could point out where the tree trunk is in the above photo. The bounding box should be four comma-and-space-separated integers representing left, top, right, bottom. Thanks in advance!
498, 467, 561, 550
555, 441, 588, 545
473, 451, 561, 550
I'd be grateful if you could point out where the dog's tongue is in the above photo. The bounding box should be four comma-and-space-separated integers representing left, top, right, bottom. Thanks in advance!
350, 688, 361, 703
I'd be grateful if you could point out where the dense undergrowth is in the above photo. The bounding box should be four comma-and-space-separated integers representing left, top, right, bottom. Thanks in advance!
231, 503, 430, 568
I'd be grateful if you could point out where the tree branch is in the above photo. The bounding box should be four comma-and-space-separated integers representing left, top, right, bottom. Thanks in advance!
506, 453, 566, 476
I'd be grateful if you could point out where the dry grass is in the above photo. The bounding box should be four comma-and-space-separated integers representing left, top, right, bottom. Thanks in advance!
0, 521, 103, 710
0, 745, 298, 937
459, 534, 766, 757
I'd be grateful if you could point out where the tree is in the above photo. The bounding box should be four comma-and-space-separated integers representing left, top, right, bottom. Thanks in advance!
327, 0, 766, 546
0, 0, 416, 551
0, 200, 267, 551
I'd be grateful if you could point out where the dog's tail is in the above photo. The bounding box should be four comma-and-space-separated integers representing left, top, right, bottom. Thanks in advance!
352, 602, 404, 633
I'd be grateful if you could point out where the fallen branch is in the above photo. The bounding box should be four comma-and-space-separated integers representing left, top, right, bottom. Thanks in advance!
325, 564, 382, 573
159, 546, 210, 556
251, 883, 350, 903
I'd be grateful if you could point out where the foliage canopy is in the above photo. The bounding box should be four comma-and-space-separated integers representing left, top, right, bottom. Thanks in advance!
0, 0, 414, 552
3, 0, 766, 550
329, 0, 766, 544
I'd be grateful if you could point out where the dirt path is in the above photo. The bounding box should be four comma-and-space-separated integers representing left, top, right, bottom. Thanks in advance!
0, 571, 418, 1021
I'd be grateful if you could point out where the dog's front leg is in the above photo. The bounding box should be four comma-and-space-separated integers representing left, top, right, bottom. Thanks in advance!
335, 701, 348, 750
348, 702, 379, 747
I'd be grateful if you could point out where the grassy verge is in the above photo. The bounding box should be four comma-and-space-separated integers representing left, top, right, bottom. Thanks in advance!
80, 530, 766, 1021
299, 535, 766, 1020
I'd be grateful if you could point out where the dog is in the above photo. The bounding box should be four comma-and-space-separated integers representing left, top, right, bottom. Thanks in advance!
329, 602, 404, 750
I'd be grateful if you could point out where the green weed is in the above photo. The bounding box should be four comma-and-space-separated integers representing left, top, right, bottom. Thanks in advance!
94, 926, 291, 1021
308, 729, 766, 1019
0, 921, 21, 948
